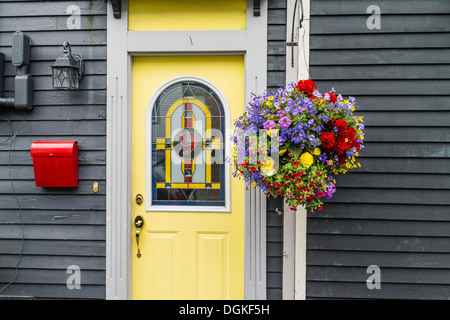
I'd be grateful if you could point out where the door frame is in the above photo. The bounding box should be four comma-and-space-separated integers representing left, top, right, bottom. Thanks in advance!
105, 0, 268, 300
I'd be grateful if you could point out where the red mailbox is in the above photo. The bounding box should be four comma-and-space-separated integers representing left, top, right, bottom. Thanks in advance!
30, 141, 78, 187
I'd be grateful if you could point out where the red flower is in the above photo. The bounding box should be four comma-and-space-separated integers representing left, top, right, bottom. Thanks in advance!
334, 119, 348, 131
295, 79, 316, 95
326, 92, 337, 103
345, 128, 356, 140
338, 156, 347, 164
352, 139, 362, 151
292, 161, 300, 166
334, 138, 348, 155
320, 132, 335, 149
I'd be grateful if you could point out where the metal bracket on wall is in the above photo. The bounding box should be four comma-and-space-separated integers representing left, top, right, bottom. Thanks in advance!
108, 0, 121, 19
253, 0, 260, 16
0, 31, 34, 110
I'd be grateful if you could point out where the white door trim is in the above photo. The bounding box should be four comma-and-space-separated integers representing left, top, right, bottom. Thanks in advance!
105, 0, 268, 300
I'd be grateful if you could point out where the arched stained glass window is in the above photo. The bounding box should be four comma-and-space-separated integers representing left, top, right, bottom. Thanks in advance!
151, 80, 225, 207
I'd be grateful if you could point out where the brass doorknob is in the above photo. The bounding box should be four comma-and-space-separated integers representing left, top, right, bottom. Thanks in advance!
135, 194, 143, 205
134, 215, 144, 258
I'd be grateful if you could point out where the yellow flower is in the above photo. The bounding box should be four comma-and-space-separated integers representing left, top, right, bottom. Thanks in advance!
261, 157, 276, 176
313, 148, 321, 156
279, 146, 287, 156
266, 128, 278, 138
300, 152, 314, 168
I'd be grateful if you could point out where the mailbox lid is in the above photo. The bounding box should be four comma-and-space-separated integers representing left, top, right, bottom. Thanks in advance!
30, 141, 78, 157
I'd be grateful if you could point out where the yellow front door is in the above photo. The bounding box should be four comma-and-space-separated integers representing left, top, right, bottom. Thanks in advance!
132, 56, 245, 300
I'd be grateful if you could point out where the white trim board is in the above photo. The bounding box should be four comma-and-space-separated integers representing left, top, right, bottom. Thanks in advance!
106, 0, 131, 300
128, 30, 247, 53
105, 0, 268, 300
282, 0, 310, 301
295, 0, 310, 301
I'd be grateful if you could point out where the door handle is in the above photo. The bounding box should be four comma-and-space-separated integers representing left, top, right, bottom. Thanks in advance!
134, 215, 144, 258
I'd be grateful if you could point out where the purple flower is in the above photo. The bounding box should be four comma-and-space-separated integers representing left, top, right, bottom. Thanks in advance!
276, 109, 286, 117
278, 116, 291, 129
263, 120, 276, 131
324, 182, 336, 199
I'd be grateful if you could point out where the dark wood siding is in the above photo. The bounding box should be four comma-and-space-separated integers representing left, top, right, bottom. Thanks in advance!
307, 0, 450, 299
0, 1, 106, 299
266, 0, 286, 300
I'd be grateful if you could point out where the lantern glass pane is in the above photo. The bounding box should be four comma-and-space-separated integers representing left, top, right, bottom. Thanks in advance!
52, 67, 79, 90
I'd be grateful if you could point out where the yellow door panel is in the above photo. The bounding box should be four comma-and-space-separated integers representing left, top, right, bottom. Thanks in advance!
129, 0, 246, 31
132, 56, 245, 300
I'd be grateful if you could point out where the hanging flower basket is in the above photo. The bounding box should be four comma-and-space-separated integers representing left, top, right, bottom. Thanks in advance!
231, 80, 365, 214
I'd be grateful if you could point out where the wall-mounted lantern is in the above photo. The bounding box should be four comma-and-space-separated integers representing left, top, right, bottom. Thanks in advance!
51, 42, 83, 90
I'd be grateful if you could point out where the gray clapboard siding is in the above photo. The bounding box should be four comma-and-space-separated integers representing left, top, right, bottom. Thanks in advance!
308, 235, 450, 253
0, 269, 105, 285
0, 210, 105, 225
0, 180, 106, 195
311, 65, 450, 80
266, 0, 286, 300
313, 80, 450, 95
0, 284, 105, 299
337, 173, 450, 189
0, 120, 106, 135
0, 1, 106, 17
313, 203, 450, 220
311, 49, 450, 65
308, 0, 450, 300
308, 282, 450, 300
358, 158, 450, 174
266, 197, 283, 300
311, 33, 450, 50
6, 105, 106, 120
0, 0, 106, 299
311, 15, 450, 34
354, 96, 450, 111
0, 16, 107, 32
0, 165, 105, 180
33, 91, 106, 106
